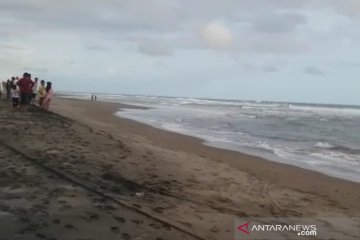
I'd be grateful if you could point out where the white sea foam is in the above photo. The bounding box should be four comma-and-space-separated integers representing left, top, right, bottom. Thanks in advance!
289, 104, 360, 117
315, 142, 335, 149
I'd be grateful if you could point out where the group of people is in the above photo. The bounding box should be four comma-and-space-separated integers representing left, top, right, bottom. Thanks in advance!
2, 73, 53, 111
91, 94, 97, 101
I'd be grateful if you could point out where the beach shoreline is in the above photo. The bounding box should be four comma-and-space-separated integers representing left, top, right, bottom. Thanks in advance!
0, 97, 359, 239
58, 95, 360, 184
54, 97, 360, 207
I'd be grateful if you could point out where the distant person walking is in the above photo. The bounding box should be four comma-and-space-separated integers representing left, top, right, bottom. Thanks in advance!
41, 82, 53, 111
16, 73, 34, 110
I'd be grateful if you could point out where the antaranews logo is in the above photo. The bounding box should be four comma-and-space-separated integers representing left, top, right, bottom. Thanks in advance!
237, 222, 250, 235
235, 219, 318, 240
235, 217, 360, 240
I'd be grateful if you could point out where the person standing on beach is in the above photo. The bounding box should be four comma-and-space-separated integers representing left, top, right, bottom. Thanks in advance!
31, 78, 39, 104
10, 77, 16, 87
41, 82, 53, 111
0, 81, 3, 100
5, 80, 11, 101
17, 73, 34, 111
10, 85, 20, 109
38, 80, 46, 106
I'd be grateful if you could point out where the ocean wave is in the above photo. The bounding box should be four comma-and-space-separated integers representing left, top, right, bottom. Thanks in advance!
289, 104, 360, 117
178, 98, 242, 106
314, 142, 360, 154
310, 152, 360, 165
315, 142, 335, 149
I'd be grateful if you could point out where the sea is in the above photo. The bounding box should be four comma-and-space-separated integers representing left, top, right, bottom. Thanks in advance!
60, 92, 360, 183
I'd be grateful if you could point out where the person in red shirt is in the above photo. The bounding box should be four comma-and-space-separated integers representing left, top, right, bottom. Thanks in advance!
16, 72, 34, 110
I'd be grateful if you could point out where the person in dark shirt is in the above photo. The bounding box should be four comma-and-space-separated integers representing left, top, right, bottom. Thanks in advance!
5, 80, 11, 101
10, 77, 16, 86
17, 73, 34, 111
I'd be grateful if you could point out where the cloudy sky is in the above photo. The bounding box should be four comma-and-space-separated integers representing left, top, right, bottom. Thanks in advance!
0, 0, 359, 105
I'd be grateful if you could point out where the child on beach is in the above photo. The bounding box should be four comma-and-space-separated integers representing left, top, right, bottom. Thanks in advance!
41, 82, 53, 111
38, 80, 46, 106
10, 85, 20, 109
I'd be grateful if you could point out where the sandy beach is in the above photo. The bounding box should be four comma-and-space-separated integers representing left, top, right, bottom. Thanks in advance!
0, 97, 359, 240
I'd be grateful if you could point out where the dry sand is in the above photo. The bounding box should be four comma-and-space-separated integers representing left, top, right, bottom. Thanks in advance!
0, 97, 359, 240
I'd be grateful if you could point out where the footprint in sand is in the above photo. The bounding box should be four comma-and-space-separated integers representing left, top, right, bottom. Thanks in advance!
148, 174, 158, 179
152, 207, 164, 214
86, 212, 100, 221
19, 223, 42, 234
149, 223, 161, 230
53, 219, 61, 225
122, 233, 131, 240
110, 226, 119, 233
64, 224, 75, 230
59, 205, 73, 212
104, 205, 116, 211
161, 223, 171, 231
113, 216, 126, 223
35, 233, 47, 239
210, 226, 221, 233
132, 204, 142, 209
131, 219, 142, 225
19, 217, 31, 223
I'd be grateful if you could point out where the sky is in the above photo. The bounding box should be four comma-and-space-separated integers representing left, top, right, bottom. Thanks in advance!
0, 0, 359, 105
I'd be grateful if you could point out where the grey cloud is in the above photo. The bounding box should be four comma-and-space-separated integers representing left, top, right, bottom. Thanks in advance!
66, 60, 77, 65
85, 42, 108, 51
241, 62, 257, 70
320, 0, 360, 19
262, 65, 279, 72
252, 12, 307, 33
23, 67, 49, 73
138, 40, 174, 56
0, 0, 357, 57
304, 66, 325, 76
0, 0, 182, 34
0, 43, 31, 51
0, 1, 42, 12
237, 33, 311, 54
0, 1, 315, 34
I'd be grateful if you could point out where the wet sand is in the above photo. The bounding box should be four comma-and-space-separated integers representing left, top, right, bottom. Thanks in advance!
0, 98, 359, 240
